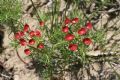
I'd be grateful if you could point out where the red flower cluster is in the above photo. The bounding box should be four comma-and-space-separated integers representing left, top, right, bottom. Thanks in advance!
14, 23, 44, 55
64, 17, 79, 25
62, 18, 93, 51
15, 19, 92, 54
77, 22, 92, 35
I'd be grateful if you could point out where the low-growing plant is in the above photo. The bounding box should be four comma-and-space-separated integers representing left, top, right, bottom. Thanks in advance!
12, 16, 105, 80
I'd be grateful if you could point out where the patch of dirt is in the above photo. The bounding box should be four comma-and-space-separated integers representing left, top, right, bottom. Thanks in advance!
0, 26, 40, 80
0, 47, 40, 80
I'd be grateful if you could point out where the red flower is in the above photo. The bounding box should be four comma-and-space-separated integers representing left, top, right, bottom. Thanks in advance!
65, 34, 75, 41
19, 39, 27, 46
24, 49, 31, 55
39, 21, 44, 27
19, 31, 24, 37
23, 24, 29, 32
62, 26, 69, 33
78, 28, 87, 35
83, 38, 92, 45
37, 43, 44, 49
29, 39, 35, 45
29, 31, 35, 37
71, 18, 79, 24
14, 32, 21, 39
69, 44, 78, 51
35, 30, 41, 37
14, 31, 24, 39
64, 17, 71, 24
86, 22, 92, 30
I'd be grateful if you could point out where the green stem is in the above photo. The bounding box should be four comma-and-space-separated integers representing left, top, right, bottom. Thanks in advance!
52, 40, 67, 50
16, 49, 28, 65
30, 0, 41, 20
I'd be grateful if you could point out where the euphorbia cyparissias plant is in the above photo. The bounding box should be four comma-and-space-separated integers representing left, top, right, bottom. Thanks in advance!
13, 17, 94, 71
